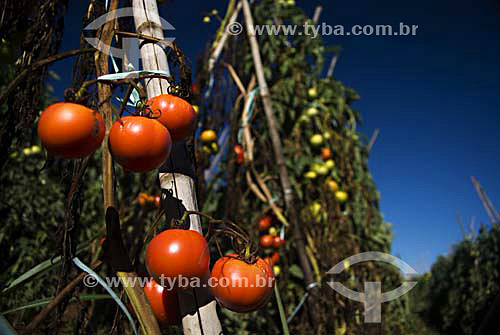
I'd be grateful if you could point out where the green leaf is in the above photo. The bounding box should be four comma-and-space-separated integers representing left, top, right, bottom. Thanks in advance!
1, 294, 111, 315
289, 264, 304, 280
2, 244, 90, 295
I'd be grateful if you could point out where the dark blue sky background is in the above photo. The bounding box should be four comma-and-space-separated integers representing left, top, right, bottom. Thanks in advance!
51, 0, 500, 273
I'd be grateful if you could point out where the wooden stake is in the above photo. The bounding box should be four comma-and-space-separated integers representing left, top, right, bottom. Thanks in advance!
326, 53, 338, 78
208, 1, 243, 73
471, 176, 500, 225
367, 128, 379, 153
312, 6, 322, 24
132, 1, 222, 334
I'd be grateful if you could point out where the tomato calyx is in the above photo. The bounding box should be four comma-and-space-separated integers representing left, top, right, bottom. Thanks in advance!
131, 103, 163, 120
167, 83, 190, 99
172, 209, 259, 264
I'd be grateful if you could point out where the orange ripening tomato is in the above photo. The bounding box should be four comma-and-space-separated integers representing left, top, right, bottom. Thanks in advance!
146, 229, 210, 289
210, 255, 274, 312
109, 117, 172, 173
259, 235, 274, 249
234, 145, 244, 164
321, 148, 332, 160
37, 103, 105, 158
144, 280, 180, 327
258, 216, 272, 231
137, 196, 147, 207
147, 94, 196, 141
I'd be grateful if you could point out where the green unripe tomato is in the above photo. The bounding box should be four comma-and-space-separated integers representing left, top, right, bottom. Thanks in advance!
335, 191, 348, 203
31, 145, 42, 154
269, 227, 278, 237
310, 134, 324, 146
306, 107, 319, 117
325, 159, 335, 169
308, 87, 318, 98
304, 171, 317, 179
312, 163, 329, 175
309, 202, 321, 216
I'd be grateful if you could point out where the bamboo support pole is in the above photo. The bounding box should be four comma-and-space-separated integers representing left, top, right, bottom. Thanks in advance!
132, 1, 222, 333
207, 1, 242, 73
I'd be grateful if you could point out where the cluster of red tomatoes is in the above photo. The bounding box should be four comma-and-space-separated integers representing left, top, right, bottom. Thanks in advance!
136, 193, 161, 208
258, 215, 284, 276
143, 229, 275, 326
37, 94, 196, 172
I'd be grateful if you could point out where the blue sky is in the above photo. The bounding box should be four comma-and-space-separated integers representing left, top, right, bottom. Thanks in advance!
51, 0, 500, 273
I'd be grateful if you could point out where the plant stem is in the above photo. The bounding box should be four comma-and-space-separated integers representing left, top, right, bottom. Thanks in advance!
23, 261, 102, 333
94, 1, 161, 334
274, 281, 290, 335
0, 48, 95, 106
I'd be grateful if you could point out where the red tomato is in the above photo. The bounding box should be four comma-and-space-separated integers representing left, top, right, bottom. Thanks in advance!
264, 252, 280, 266
258, 216, 272, 231
192, 83, 200, 95
270, 252, 280, 265
144, 280, 180, 327
273, 237, 285, 249
146, 229, 210, 289
259, 235, 274, 249
210, 255, 274, 312
37, 103, 105, 158
154, 195, 161, 208
147, 94, 196, 141
234, 145, 244, 164
109, 117, 172, 173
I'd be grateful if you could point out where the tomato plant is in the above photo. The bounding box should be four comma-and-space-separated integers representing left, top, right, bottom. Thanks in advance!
146, 229, 210, 288
37, 102, 105, 158
147, 94, 196, 141
109, 116, 172, 173
143, 280, 181, 327
210, 255, 274, 313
